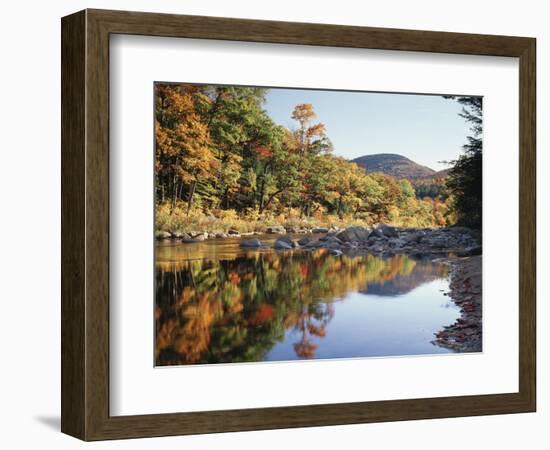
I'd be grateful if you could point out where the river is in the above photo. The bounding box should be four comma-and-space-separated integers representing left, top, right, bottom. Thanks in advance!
155, 234, 460, 366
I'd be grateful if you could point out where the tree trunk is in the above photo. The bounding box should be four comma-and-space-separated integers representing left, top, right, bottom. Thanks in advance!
170, 176, 178, 215
258, 178, 266, 213
187, 181, 197, 215
222, 187, 230, 210
259, 188, 284, 214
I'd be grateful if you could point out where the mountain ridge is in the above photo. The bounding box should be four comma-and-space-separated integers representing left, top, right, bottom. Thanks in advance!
352, 153, 449, 180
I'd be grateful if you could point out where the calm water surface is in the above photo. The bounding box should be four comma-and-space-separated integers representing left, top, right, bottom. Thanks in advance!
155, 235, 459, 366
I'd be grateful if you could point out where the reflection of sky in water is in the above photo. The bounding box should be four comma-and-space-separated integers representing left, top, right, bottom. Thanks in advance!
266, 278, 458, 361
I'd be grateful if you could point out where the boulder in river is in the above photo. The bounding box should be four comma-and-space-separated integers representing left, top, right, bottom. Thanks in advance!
240, 239, 264, 248
169, 231, 185, 239
336, 226, 371, 242
189, 231, 207, 239
304, 240, 324, 249
323, 240, 343, 250
311, 227, 329, 233
183, 234, 207, 243
155, 230, 172, 240
275, 235, 298, 248
274, 239, 293, 250
297, 237, 312, 246
378, 224, 399, 238
403, 232, 425, 244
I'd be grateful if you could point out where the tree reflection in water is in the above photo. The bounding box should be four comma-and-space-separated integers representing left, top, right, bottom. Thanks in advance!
155, 247, 447, 366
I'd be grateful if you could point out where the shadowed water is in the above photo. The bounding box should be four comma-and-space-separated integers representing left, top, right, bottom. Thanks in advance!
155, 236, 459, 366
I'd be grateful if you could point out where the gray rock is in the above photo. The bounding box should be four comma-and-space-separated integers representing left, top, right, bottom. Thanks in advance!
240, 239, 264, 248
311, 227, 329, 234
304, 240, 324, 249
423, 234, 453, 249
336, 226, 371, 242
457, 245, 482, 257
215, 232, 228, 239
377, 224, 399, 238
322, 241, 342, 250
325, 236, 343, 245
228, 229, 240, 236
404, 232, 425, 244
274, 235, 298, 247
274, 239, 293, 250
297, 237, 312, 246
387, 238, 406, 249
448, 226, 472, 234
155, 230, 171, 240
329, 249, 343, 256
266, 225, 286, 234
368, 228, 385, 239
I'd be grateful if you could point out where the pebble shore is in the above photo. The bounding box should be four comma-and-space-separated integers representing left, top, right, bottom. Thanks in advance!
432, 255, 482, 352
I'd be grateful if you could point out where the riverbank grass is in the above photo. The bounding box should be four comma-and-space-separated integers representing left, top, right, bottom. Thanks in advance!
155, 201, 449, 236
156, 202, 379, 236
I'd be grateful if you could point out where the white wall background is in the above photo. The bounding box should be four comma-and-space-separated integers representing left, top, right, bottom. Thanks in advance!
0, 0, 546, 448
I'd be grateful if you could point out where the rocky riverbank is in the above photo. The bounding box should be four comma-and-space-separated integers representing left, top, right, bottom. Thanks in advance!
237, 224, 482, 259
157, 223, 481, 257
432, 255, 482, 352
155, 224, 332, 242
157, 223, 482, 353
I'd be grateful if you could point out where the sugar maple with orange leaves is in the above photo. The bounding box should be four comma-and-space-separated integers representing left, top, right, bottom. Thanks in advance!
155, 84, 219, 214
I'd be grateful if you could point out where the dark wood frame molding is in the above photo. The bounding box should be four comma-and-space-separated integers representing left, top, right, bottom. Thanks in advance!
61, 9, 536, 441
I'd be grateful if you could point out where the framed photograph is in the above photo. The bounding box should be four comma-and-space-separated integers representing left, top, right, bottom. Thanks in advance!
61, 9, 536, 441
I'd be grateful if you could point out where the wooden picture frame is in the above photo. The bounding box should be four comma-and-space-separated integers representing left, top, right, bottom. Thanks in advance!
61, 8, 536, 441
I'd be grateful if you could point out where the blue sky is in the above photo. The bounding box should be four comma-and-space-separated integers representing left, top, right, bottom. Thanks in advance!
264, 88, 473, 171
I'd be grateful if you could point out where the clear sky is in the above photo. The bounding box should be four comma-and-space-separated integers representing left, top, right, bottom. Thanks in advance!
264, 88, 473, 171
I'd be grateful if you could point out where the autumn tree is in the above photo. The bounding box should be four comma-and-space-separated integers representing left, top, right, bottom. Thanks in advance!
155, 85, 218, 213
291, 104, 332, 155
205, 87, 268, 209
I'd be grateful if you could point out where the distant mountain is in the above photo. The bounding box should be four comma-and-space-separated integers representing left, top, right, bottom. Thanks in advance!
352, 153, 446, 180
431, 168, 450, 179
